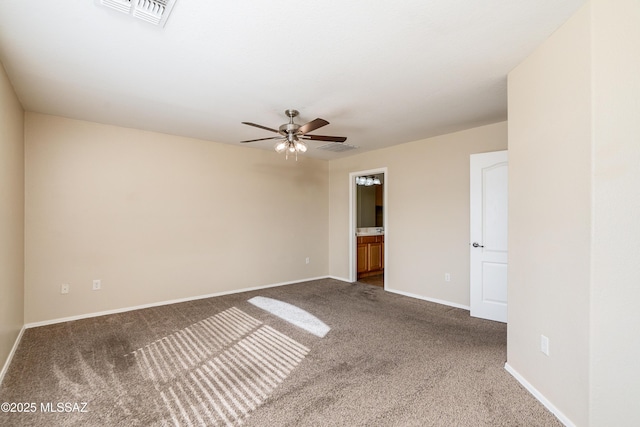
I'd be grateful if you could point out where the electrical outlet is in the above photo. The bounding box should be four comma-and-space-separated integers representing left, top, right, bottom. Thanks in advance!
61, 283, 70, 294
445, 273, 451, 282
305, 257, 310, 264
92, 279, 101, 291
541, 335, 550, 356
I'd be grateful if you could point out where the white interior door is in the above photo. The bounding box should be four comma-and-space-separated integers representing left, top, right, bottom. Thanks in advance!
470, 150, 508, 323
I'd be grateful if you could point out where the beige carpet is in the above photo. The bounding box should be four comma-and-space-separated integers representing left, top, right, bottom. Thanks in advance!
0, 279, 561, 426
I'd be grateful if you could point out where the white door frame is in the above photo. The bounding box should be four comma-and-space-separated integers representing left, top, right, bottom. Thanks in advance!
349, 167, 388, 285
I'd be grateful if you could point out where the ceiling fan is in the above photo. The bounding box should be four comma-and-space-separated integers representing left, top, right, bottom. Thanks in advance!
241, 109, 347, 159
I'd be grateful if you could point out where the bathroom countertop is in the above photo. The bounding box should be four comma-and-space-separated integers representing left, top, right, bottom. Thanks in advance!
356, 227, 384, 236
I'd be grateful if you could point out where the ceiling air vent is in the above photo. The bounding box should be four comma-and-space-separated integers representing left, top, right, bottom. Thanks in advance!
316, 142, 358, 152
101, 0, 131, 14
97, 0, 177, 27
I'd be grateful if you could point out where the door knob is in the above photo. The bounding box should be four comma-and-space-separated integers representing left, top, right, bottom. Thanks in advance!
472, 242, 484, 248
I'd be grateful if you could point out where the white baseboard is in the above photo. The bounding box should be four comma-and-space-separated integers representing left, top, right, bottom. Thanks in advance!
25, 276, 331, 329
385, 287, 470, 310
0, 326, 26, 386
504, 363, 575, 427
327, 275, 351, 283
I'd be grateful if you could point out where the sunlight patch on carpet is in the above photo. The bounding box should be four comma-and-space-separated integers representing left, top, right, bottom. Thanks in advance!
125, 307, 310, 426
248, 296, 330, 338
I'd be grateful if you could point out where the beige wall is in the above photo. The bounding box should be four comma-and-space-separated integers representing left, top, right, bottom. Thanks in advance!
329, 122, 507, 307
508, 1, 640, 425
507, 4, 592, 425
0, 62, 25, 370
24, 113, 329, 323
590, 0, 640, 424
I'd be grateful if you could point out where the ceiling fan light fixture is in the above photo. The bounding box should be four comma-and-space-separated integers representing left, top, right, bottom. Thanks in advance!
295, 141, 308, 153
275, 141, 287, 153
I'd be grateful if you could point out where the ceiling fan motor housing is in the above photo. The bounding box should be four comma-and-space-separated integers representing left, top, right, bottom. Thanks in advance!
279, 123, 301, 136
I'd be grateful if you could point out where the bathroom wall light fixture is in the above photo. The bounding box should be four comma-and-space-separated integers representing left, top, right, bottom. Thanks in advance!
355, 176, 381, 186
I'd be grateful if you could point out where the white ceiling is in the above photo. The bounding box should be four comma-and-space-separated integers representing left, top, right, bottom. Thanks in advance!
0, 1, 586, 159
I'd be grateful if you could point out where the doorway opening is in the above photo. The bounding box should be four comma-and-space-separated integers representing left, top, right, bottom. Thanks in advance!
349, 168, 387, 288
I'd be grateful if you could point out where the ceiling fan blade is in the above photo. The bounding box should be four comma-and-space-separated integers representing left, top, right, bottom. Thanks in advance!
240, 136, 282, 143
241, 122, 280, 133
298, 118, 329, 135
300, 134, 347, 142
